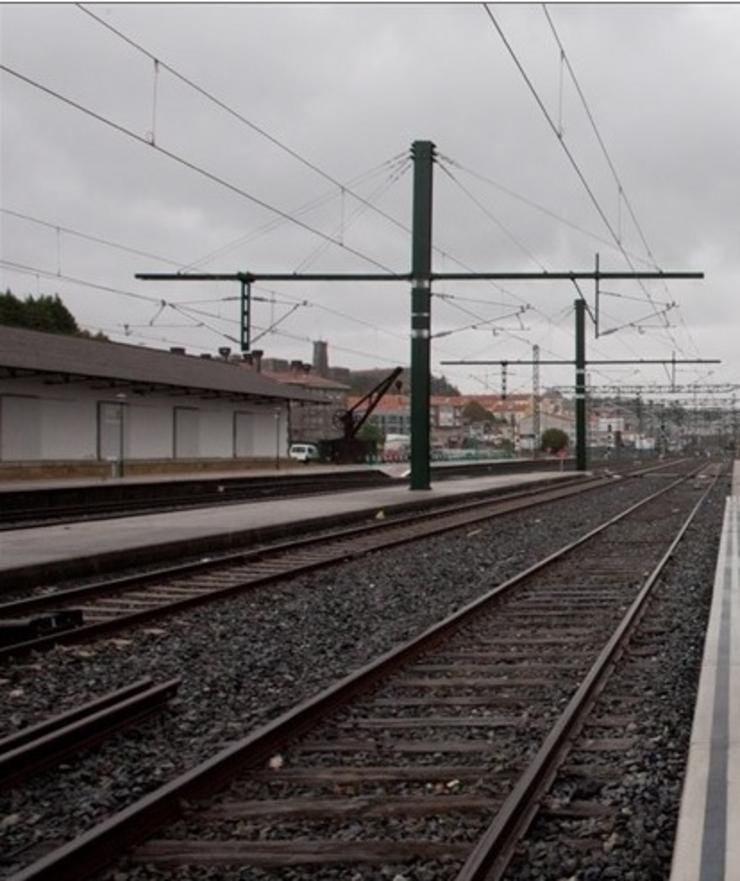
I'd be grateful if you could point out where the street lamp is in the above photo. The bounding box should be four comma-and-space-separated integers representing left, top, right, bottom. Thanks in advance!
114, 392, 127, 478
274, 408, 281, 471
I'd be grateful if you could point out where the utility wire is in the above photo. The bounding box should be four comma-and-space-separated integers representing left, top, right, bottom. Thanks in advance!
436, 162, 547, 271
77, 4, 416, 241
0, 62, 396, 273
541, 4, 659, 269
1, 207, 183, 267
181, 154, 409, 272
0, 258, 415, 368
0, 258, 165, 306
19, 13, 568, 347
482, 4, 689, 366
541, 3, 703, 367
438, 154, 653, 268
0, 208, 416, 353
293, 159, 411, 273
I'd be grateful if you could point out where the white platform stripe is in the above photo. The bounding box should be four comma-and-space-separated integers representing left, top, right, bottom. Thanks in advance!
670, 493, 737, 880
725, 498, 740, 878
732, 461, 740, 496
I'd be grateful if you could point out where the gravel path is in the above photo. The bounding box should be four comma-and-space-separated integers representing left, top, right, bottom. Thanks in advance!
0, 473, 713, 877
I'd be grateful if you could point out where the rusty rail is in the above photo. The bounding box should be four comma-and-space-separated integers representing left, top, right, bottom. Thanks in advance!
0, 677, 180, 788
0, 471, 618, 662
4, 466, 709, 881
454, 463, 723, 880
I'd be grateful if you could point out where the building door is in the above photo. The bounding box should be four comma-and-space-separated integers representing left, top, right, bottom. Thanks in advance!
174, 407, 199, 458
97, 402, 125, 461
0, 395, 41, 460
234, 412, 252, 457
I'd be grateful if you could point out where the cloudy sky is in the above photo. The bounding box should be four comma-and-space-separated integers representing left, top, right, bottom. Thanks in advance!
1, 2, 738, 399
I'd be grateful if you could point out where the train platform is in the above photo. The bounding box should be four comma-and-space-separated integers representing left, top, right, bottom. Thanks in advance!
669, 463, 740, 881
0, 467, 579, 589
0, 456, 566, 492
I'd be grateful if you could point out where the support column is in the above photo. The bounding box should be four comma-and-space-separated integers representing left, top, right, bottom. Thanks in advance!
532, 344, 541, 458
575, 298, 587, 471
409, 140, 435, 490
240, 280, 251, 352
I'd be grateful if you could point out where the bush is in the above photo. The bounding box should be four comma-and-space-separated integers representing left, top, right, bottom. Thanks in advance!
541, 428, 569, 453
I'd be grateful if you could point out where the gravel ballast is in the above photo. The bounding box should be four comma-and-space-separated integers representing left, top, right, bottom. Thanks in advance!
0, 471, 724, 878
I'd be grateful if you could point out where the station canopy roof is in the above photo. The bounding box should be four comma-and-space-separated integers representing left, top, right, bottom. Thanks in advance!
0, 325, 324, 404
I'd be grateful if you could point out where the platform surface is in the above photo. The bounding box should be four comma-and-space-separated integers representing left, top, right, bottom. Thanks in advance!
670, 466, 740, 881
0, 469, 574, 579
0, 457, 556, 492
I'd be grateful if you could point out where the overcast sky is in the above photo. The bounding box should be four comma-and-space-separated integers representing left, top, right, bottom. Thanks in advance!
1, 2, 738, 399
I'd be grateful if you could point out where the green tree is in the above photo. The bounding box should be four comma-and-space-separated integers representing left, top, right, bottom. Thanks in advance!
0, 289, 106, 338
430, 373, 461, 396
462, 400, 494, 424
357, 421, 384, 445
541, 427, 569, 453
343, 368, 460, 398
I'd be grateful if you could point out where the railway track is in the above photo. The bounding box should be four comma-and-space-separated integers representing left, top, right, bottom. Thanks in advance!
0, 677, 180, 789
4, 461, 722, 881
0, 461, 680, 662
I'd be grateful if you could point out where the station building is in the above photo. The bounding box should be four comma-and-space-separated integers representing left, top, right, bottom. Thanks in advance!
0, 326, 320, 478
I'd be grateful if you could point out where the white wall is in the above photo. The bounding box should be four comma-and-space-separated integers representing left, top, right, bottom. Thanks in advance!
127, 402, 172, 458
0, 378, 290, 462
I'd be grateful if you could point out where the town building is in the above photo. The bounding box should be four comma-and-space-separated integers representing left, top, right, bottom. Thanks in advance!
260, 360, 350, 444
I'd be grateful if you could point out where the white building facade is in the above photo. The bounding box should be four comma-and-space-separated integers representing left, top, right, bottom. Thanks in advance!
0, 326, 318, 475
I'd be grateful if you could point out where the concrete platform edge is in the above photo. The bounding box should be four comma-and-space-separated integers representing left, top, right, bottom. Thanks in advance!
1, 474, 587, 590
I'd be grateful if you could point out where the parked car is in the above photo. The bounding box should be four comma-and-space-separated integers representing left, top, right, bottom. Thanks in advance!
289, 443, 320, 463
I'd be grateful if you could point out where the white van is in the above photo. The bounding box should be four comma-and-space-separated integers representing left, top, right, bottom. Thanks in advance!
289, 443, 320, 463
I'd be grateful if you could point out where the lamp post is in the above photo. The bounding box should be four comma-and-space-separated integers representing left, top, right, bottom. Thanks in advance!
274, 408, 281, 471
114, 392, 127, 478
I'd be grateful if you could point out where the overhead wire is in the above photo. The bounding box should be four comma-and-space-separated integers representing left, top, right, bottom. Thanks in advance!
181, 154, 409, 272
292, 159, 412, 273
0, 208, 417, 358
541, 4, 658, 268
541, 4, 704, 363
75, 4, 419, 243
0, 257, 416, 369
482, 3, 693, 371
5, 16, 576, 370
437, 162, 547, 271
0, 62, 397, 273
437, 154, 654, 268
0, 208, 183, 267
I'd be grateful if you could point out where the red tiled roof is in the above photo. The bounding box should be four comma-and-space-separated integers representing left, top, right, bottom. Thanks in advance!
263, 370, 350, 391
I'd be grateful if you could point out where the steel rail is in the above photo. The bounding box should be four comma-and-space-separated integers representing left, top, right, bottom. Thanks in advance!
5, 466, 707, 881
0, 457, 684, 619
0, 678, 181, 788
0, 472, 588, 600
0, 473, 620, 662
454, 464, 723, 881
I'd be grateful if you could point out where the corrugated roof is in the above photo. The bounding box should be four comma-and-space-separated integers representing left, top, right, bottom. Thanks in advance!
0, 325, 320, 403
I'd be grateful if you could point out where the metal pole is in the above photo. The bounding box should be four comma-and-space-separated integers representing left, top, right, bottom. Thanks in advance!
594, 252, 600, 337
532, 344, 541, 458
575, 299, 587, 471
240, 280, 251, 352
274, 409, 280, 470
409, 140, 435, 491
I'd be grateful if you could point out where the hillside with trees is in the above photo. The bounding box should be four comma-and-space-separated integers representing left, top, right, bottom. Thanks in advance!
341, 367, 460, 398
